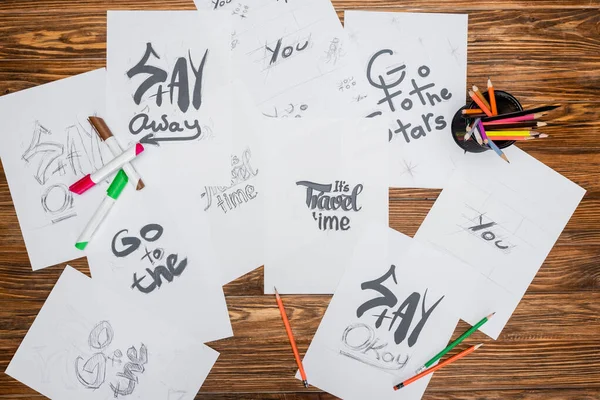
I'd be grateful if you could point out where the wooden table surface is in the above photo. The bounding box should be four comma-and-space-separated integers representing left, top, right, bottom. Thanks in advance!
1, 0, 599, 399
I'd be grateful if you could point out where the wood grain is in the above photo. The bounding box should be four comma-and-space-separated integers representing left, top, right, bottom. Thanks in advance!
0, 0, 599, 399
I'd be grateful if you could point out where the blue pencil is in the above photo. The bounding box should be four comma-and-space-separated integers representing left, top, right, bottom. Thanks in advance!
478, 119, 510, 163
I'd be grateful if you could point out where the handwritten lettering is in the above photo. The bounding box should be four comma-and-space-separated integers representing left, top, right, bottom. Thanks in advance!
266, 37, 310, 66
357, 264, 444, 346
202, 148, 259, 213
296, 180, 363, 231
365, 49, 451, 143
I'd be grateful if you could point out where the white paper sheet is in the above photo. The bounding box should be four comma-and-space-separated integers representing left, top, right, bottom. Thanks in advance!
262, 119, 388, 294
344, 11, 468, 188
0, 69, 112, 270
194, 82, 265, 284
6, 266, 219, 400
300, 226, 476, 399
194, 0, 370, 117
106, 11, 233, 186
415, 146, 585, 339
85, 184, 232, 342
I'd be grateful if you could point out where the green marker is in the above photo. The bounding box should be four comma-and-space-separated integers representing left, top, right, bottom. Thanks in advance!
415, 312, 495, 374
75, 169, 129, 250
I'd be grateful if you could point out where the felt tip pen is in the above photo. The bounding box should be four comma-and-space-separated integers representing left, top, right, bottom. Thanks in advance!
75, 169, 128, 250
69, 142, 144, 194
88, 116, 145, 191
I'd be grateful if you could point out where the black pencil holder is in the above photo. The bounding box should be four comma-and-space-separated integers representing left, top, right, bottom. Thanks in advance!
451, 90, 522, 153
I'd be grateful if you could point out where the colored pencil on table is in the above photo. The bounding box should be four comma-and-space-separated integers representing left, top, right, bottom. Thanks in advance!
394, 344, 484, 390
274, 287, 309, 388
462, 108, 484, 115
478, 119, 509, 163
484, 121, 547, 130
473, 85, 492, 111
482, 105, 560, 122
487, 78, 497, 115
468, 90, 493, 117
415, 312, 495, 374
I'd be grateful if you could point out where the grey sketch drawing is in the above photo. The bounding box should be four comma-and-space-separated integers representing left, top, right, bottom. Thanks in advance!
75, 320, 149, 397
339, 323, 410, 371
21, 118, 107, 226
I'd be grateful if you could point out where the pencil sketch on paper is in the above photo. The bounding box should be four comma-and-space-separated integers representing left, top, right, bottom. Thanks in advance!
201, 147, 259, 213
339, 264, 444, 370
364, 49, 452, 143
338, 76, 357, 92
458, 204, 518, 254
398, 159, 419, 180
167, 389, 188, 400
125, 42, 210, 145
262, 103, 309, 118
75, 320, 148, 397
21, 119, 106, 225
296, 180, 363, 231
110, 224, 188, 294
230, 2, 250, 19
323, 37, 345, 65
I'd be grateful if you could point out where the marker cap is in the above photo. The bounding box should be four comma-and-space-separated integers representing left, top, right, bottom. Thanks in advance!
107, 169, 129, 199
69, 175, 94, 194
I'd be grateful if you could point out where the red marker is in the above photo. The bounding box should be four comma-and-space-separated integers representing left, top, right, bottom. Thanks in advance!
70, 143, 144, 194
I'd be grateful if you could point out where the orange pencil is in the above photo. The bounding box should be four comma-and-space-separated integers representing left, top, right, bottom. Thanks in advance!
487, 78, 498, 115
462, 108, 484, 115
468, 90, 493, 117
472, 85, 492, 111
393, 344, 483, 390
274, 287, 309, 387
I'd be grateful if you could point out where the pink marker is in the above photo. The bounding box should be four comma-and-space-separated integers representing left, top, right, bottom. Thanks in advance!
70, 143, 144, 194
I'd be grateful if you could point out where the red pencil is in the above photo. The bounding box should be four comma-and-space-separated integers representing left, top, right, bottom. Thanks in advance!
393, 344, 483, 390
274, 287, 309, 387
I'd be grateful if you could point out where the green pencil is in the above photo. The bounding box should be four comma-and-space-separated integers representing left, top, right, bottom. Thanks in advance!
415, 312, 495, 374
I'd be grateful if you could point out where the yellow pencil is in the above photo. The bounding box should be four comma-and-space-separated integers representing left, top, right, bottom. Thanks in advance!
485, 130, 541, 136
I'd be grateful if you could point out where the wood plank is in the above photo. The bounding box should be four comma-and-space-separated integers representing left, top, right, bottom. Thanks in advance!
195, 390, 600, 400
1, 233, 598, 301
1, 293, 598, 344
0, 294, 598, 394
0, 58, 598, 108
0, 0, 598, 12
0, 10, 598, 67
2, 389, 598, 400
